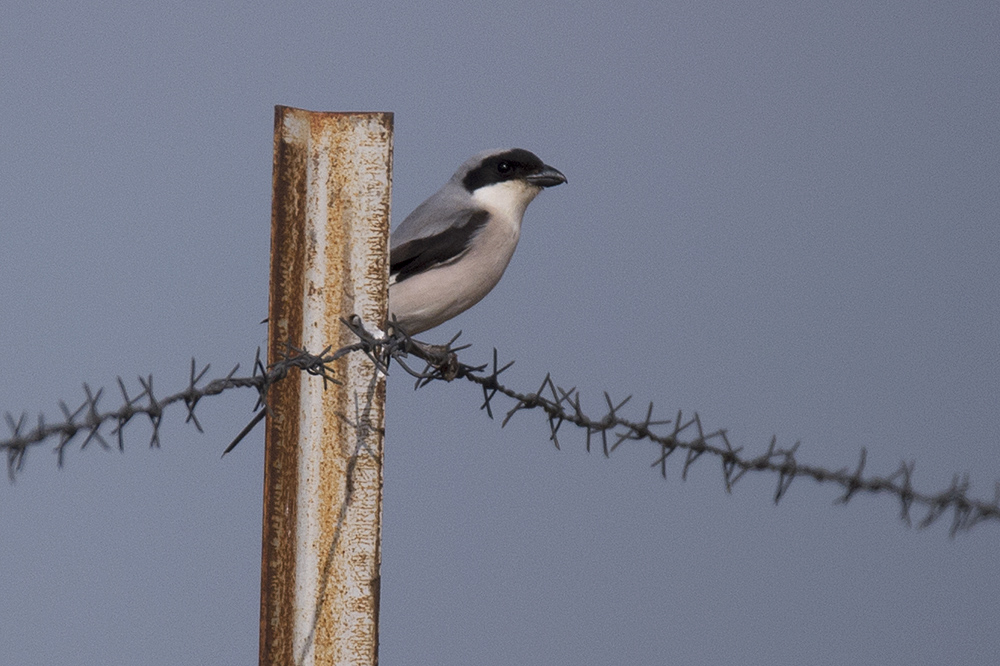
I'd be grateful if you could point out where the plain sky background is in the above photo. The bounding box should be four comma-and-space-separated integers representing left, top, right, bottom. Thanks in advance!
2, 2, 998, 665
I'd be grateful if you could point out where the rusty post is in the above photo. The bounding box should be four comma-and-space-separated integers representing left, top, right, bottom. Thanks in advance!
261, 107, 392, 666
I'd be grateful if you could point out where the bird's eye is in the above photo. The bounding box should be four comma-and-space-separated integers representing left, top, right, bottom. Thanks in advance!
497, 161, 512, 174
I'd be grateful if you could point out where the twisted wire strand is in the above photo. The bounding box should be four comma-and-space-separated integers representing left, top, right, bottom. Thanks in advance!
3, 317, 997, 535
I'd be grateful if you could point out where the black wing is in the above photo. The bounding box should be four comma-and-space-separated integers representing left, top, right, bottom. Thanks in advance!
390, 209, 489, 283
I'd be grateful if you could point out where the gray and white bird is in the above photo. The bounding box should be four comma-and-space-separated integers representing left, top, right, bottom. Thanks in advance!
387, 148, 566, 336
223, 149, 562, 457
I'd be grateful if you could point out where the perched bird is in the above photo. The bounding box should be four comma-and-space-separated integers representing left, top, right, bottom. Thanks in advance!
223, 149, 562, 456
388, 148, 566, 336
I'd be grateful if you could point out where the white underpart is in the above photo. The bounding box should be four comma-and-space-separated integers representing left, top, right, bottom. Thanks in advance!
388, 180, 542, 335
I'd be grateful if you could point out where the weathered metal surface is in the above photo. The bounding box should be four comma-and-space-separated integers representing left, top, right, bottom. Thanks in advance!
261, 106, 391, 666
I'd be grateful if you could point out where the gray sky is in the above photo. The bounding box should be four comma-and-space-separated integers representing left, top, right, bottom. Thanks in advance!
2, 2, 998, 664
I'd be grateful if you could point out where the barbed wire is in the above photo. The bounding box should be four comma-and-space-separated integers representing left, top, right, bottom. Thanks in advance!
1, 336, 361, 477
3, 317, 998, 535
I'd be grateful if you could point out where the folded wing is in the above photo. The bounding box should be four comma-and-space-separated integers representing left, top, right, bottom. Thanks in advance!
390, 206, 489, 283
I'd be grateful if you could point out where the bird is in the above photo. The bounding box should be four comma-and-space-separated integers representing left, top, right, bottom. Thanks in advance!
388, 148, 566, 336
223, 149, 563, 457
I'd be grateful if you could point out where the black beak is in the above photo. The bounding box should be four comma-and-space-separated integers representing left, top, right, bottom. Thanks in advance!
526, 164, 567, 188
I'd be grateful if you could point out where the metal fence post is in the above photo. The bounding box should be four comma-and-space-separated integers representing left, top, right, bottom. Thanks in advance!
261, 106, 392, 666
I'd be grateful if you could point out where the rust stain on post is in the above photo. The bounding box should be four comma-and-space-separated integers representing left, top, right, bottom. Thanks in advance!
262, 106, 391, 666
